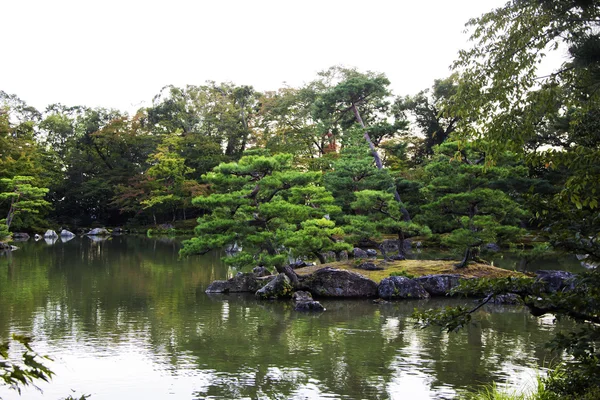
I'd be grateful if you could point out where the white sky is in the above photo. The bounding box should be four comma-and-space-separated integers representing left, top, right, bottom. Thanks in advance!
1, 0, 507, 113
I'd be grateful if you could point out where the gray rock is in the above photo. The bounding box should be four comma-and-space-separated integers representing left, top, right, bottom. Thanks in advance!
252, 266, 272, 277
0, 242, 11, 251
34, 234, 42, 241
12, 232, 30, 240
60, 229, 76, 238
256, 273, 293, 300
293, 291, 313, 302
378, 276, 430, 300
301, 267, 378, 298
484, 243, 501, 252
355, 262, 384, 271
44, 230, 58, 239
320, 251, 336, 263
87, 228, 110, 236
294, 301, 325, 312
380, 239, 399, 253
205, 273, 269, 293
535, 270, 576, 292
366, 249, 378, 257
415, 274, 462, 296
337, 250, 349, 261
353, 248, 368, 259
490, 293, 521, 305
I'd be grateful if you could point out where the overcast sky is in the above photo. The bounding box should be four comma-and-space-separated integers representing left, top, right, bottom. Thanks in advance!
1, 0, 507, 113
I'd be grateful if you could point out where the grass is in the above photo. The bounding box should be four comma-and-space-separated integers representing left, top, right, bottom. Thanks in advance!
294, 259, 523, 283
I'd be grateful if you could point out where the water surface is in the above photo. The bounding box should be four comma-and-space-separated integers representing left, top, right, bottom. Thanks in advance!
0, 237, 570, 399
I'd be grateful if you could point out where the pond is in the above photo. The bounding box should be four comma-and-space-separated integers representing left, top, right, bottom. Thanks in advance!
0, 236, 578, 399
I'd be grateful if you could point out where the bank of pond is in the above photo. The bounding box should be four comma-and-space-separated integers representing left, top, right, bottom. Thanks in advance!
0, 236, 584, 399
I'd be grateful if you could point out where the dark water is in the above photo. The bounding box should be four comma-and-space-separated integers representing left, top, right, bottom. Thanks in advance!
0, 237, 573, 399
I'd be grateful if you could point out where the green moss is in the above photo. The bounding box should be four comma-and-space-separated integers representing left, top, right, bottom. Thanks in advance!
295, 259, 523, 283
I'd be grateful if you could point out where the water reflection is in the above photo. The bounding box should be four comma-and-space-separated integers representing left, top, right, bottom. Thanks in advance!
0, 237, 567, 399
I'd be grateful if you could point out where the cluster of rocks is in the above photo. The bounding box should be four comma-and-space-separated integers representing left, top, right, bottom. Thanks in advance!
204, 267, 579, 311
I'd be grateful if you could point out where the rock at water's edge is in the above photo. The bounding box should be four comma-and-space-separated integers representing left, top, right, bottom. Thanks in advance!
87, 228, 110, 236
415, 274, 462, 296
60, 229, 76, 238
205, 272, 269, 293
535, 270, 576, 292
44, 230, 58, 239
255, 273, 293, 299
301, 267, 378, 298
378, 276, 430, 300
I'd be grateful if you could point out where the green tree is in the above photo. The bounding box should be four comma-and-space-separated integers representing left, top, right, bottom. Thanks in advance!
181, 153, 350, 268
0, 176, 49, 232
312, 66, 411, 219
394, 75, 459, 164
348, 190, 431, 259
418, 142, 527, 267
419, 1, 600, 397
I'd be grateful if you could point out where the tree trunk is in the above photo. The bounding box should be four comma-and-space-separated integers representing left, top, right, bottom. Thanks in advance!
397, 232, 407, 259
455, 247, 472, 269
314, 251, 327, 264
350, 104, 411, 221
275, 265, 301, 288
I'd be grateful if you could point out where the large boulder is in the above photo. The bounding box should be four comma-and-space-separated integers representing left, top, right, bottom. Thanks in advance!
87, 228, 110, 236
205, 272, 269, 293
378, 276, 430, 300
44, 230, 58, 239
60, 229, 76, 238
255, 274, 294, 300
415, 274, 462, 296
535, 270, 576, 292
301, 267, 378, 298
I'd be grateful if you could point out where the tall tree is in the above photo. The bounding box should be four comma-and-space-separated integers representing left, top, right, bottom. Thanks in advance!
312, 67, 411, 220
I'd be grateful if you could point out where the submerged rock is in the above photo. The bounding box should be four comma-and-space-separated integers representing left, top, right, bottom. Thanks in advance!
205, 272, 269, 293
415, 274, 462, 296
301, 267, 378, 298
292, 290, 325, 312
378, 276, 430, 300
294, 300, 325, 312
255, 273, 293, 300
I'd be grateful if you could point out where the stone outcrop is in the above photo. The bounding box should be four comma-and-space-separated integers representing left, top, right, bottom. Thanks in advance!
415, 274, 462, 296
205, 272, 269, 293
378, 276, 430, 300
255, 274, 293, 299
300, 267, 378, 298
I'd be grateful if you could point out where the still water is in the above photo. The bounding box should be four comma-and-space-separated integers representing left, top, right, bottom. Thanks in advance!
0, 237, 575, 399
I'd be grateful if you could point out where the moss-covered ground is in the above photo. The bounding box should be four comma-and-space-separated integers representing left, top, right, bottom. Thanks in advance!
294, 259, 524, 283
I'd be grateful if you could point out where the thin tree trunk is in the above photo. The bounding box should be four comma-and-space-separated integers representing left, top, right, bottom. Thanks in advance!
350, 104, 411, 221
455, 247, 471, 269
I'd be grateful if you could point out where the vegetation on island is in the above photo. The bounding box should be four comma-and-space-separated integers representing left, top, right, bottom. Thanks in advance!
1, 0, 599, 398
